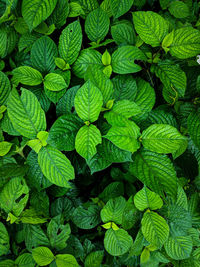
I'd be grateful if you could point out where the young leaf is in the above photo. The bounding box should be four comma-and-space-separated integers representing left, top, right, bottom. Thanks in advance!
38, 146, 75, 188
141, 124, 187, 154
0, 71, 11, 105
141, 211, 169, 248
32, 247, 54, 266
85, 8, 110, 42
75, 125, 102, 160
44, 73, 67, 91
7, 88, 46, 139
132, 11, 169, 47
0, 141, 12, 156
74, 80, 103, 122
12, 66, 43, 86
58, 21, 82, 65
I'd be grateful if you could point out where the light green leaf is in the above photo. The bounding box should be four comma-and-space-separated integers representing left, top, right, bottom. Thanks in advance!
84, 251, 104, 267
130, 149, 178, 198
0, 222, 9, 256
0, 71, 11, 105
133, 11, 169, 47
48, 114, 82, 151
7, 88, 46, 139
44, 73, 67, 91
169, 1, 189, 19
134, 187, 163, 211
104, 121, 141, 153
188, 109, 200, 150
111, 46, 146, 74
104, 228, 133, 256
169, 27, 200, 59
74, 80, 103, 122
85, 7, 109, 42
75, 125, 102, 160
0, 141, 12, 156
0, 177, 29, 217
72, 49, 103, 78
141, 124, 187, 154
55, 254, 79, 267
153, 61, 187, 104
31, 36, 58, 74
100, 196, 126, 224
141, 211, 169, 248
22, 0, 58, 31
104, 100, 141, 126
72, 205, 101, 229
111, 0, 133, 18
19, 208, 47, 224
59, 21, 82, 65
164, 235, 192, 260
32, 247, 54, 266
38, 146, 75, 188
111, 20, 136, 45
12, 66, 43, 86
15, 253, 35, 267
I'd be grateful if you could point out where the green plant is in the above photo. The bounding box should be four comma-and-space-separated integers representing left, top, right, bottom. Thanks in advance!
0, 0, 200, 266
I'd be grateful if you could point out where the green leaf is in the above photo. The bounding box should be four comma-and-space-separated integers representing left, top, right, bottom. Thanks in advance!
0, 177, 29, 217
104, 228, 133, 256
0, 71, 11, 105
134, 187, 163, 211
72, 205, 101, 229
100, 196, 126, 224
188, 109, 200, 150
55, 254, 79, 267
132, 11, 169, 47
104, 121, 140, 153
85, 7, 109, 42
75, 125, 102, 160
153, 61, 187, 104
12, 66, 43, 86
15, 253, 35, 267
44, 73, 67, 91
84, 250, 104, 267
111, 20, 136, 45
0, 222, 9, 256
141, 211, 169, 248
164, 235, 193, 260
32, 247, 54, 266
104, 100, 141, 126
7, 88, 46, 139
169, 1, 189, 19
74, 80, 103, 122
72, 49, 103, 78
169, 27, 200, 59
31, 36, 58, 74
48, 114, 82, 151
58, 21, 82, 65
47, 0, 69, 29
0, 141, 12, 156
130, 149, 178, 198
22, 0, 58, 31
141, 124, 187, 154
111, 0, 133, 19
111, 46, 146, 74
38, 145, 75, 188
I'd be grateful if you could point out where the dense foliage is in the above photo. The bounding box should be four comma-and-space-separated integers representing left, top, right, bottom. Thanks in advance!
0, 0, 200, 266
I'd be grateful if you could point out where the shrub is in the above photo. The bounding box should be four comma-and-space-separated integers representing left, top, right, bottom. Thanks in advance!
0, 0, 200, 266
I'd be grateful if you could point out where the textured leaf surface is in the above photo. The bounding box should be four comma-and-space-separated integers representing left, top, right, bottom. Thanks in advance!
188, 109, 200, 149
111, 0, 133, 18
111, 46, 146, 74
0, 222, 9, 256
74, 80, 103, 122
85, 7, 109, 42
134, 187, 163, 211
75, 125, 102, 160
112, 75, 137, 101
133, 11, 169, 47
169, 1, 189, 19
22, 0, 57, 30
59, 21, 82, 65
55, 254, 79, 267
31, 36, 58, 74
0, 71, 11, 105
130, 149, 178, 198
12, 66, 43, 86
104, 228, 133, 256
84, 251, 104, 267
169, 28, 200, 59
38, 146, 75, 188
44, 73, 67, 91
7, 88, 46, 139
141, 211, 169, 248
111, 21, 136, 45
32, 247, 54, 266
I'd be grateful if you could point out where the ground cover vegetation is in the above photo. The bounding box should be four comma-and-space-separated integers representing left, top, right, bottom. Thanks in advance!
0, 0, 200, 266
